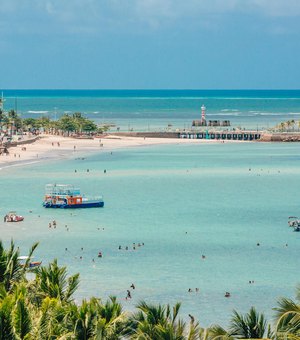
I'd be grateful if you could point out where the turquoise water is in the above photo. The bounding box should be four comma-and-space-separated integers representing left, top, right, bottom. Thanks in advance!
3, 89, 300, 131
1, 142, 300, 326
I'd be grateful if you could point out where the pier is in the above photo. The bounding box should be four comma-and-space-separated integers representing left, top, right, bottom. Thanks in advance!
179, 131, 261, 141
114, 131, 300, 142
114, 131, 262, 141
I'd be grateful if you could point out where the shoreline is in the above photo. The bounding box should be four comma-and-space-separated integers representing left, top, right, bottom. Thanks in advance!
0, 134, 241, 170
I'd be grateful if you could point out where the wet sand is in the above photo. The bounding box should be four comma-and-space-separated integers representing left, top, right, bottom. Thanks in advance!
0, 134, 235, 169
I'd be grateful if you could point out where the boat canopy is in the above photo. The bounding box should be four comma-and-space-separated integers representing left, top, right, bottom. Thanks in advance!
45, 184, 80, 196
17, 256, 33, 260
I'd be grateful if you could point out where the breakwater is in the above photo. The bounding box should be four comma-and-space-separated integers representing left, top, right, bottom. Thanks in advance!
114, 131, 300, 142
114, 131, 261, 141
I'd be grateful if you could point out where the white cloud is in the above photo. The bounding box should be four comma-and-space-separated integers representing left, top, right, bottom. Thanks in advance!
251, 0, 300, 16
1, 0, 300, 37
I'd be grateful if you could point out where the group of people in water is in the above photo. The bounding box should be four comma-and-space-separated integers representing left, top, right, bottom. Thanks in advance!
43, 216, 271, 305
126, 283, 136, 300
48, 220, 57, 228
118, 242, 145, 251
188, 288, 199, 293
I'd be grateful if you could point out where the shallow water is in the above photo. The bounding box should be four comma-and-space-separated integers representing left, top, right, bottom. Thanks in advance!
0, 142, 300, 326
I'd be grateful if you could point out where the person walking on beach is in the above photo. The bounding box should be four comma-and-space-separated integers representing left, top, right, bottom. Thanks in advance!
126, 290, 131, 299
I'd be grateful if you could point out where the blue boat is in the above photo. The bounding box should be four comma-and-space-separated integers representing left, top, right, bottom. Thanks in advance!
43, 184, 104, 209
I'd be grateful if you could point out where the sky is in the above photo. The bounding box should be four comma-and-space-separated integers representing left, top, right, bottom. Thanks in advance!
0, 0, 300, 89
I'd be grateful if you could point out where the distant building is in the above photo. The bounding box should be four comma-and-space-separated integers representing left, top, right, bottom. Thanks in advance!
192, 105, 230, 127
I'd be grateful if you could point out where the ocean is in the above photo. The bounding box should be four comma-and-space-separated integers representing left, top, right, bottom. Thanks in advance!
1, 90, 300, 327
2, 89, 300, 131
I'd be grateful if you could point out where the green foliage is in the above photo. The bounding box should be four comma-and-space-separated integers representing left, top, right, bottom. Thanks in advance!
210, 307, 267, 339
274, 295, 300, 339
81, 119, 97, 132
0, 109, 99, 136
0, 295, 14, 339
128, 301, 188, 340
3, 240, 300, 339
0, 240, 38, 292
34, 259, 79, 304
229, 307, 267, 338
13, 288, 32, 339
58, 115, 77, 134
23, 118, 38, 130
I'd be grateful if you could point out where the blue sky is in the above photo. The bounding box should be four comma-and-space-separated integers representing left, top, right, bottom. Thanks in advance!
1, 0, 300, 89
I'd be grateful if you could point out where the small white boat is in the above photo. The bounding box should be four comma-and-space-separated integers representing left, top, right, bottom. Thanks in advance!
288, 216, 300, 232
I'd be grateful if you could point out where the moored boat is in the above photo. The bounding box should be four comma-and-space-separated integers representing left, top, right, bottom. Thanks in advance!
43, 184, 104, 209
29, 261, 42, 268
18, 256, 42, 268
4, 211, 24, 222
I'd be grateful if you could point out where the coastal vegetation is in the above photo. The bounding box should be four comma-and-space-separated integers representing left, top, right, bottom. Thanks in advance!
0, 109, 109, 137
0, 240, 299, 339
275, 120, 300, 132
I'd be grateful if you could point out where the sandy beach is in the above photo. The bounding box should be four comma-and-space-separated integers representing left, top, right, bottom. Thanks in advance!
0, 134, 227, 169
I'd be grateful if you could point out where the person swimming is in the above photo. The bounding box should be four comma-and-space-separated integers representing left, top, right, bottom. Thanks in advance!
130, 283, 135, 289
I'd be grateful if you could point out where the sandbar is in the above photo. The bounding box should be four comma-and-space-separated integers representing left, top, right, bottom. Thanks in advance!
0, 134, 234, 169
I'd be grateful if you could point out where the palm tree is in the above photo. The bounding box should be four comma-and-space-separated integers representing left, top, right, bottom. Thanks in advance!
0, 109, 5, 133
274, 286, 300, 339
95, 296, 127, 339
67, 298, 100, 340
286, 120, 292, 132
30, 296, 71, 339
278, 122, 286, 132
229, 308, 267, 339
65, 296, 127, 340
12, 284, 32, 339
7, 109, 22, 134
210, 307, 268, 339
127, 301, 188, 340
0, 240, 38, 293
0, 293, 15, 339
34, 259, 79, 305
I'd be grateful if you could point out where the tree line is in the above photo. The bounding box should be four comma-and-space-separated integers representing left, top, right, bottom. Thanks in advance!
0, 110, 109, 136
275, 120, 300, 132
0, 240, 299, 339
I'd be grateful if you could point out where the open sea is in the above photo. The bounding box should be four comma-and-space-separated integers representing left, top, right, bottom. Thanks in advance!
1, 90, 300, 327
2, 89, 300, 131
